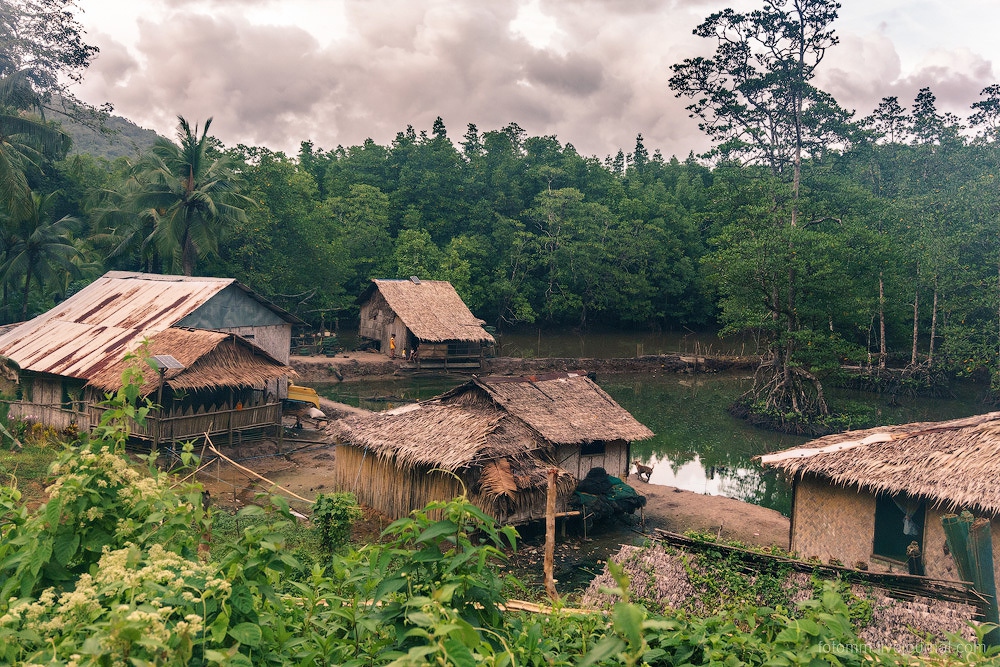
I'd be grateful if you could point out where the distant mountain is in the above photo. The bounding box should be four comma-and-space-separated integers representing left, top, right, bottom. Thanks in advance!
61, 110, 160, 160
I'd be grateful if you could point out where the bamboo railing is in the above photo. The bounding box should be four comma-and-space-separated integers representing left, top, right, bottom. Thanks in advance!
88, 402, 282, 446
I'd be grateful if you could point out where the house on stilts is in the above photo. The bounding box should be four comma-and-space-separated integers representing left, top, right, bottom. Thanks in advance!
331, 372, 653, 525
357, 278, 495, 368
761, 412, 1000, 588
0, 271, 300, 446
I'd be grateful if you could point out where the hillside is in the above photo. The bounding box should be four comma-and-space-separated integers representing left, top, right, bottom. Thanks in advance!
61, 109, 160, 160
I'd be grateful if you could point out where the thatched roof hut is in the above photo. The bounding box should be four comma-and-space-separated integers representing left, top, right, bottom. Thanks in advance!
332, 372, 653, 524
87, 327, 291, 396
0, 271, 299, 441
364, 279, 495, 344
761, 412, 1000, 515
458, 373, 655, 445
358, 278, 494, 364
760, 412, 1000, 585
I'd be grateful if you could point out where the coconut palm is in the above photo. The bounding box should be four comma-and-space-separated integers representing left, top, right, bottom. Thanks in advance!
88, 166, 162, 272
133, 116, 250, 276
2, 190, 81, 320
0, 68, 71, 218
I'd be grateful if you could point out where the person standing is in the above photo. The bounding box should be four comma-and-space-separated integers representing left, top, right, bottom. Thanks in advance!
389, 333, 396, 358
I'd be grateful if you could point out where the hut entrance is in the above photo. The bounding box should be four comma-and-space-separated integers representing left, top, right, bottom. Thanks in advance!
872, 492, 925, 563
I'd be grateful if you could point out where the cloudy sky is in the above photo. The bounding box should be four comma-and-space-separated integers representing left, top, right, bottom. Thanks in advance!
70, 0, 1000, 159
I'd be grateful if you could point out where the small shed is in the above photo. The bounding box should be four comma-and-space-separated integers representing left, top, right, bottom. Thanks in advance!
761, 412, 1000, 588
357, 278, 495, 367
332, 372, 653, 524
0, 271, 300, 441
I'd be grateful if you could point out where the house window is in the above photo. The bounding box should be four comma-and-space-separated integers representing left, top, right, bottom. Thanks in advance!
580, 442, 606, 456
872, 493, 925, 563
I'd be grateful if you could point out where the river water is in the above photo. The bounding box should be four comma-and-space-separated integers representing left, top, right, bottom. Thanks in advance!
318, 332, 988, 517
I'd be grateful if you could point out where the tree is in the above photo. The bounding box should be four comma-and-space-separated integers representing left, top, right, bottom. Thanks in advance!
133, 116, 250, 276
1, 189, 80, 319
669, 0, 852, 422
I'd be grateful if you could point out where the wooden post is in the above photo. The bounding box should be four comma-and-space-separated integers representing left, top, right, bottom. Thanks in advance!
544, 468, 559, 602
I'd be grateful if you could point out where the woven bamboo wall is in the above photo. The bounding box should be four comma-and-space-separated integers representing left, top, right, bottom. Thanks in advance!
796, 477, 1000, 589
792, 476, 875, 566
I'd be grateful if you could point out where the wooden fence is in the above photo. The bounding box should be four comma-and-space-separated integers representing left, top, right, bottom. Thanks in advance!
88, 402, 282, 447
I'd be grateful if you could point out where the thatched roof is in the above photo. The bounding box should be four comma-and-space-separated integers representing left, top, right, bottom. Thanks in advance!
338, 402, 538, 470
760, 412, 1000, 515
87, 328, 292, 395
457, 372, 655, 445
364, 279, 495, 344
336, 400, 574, 497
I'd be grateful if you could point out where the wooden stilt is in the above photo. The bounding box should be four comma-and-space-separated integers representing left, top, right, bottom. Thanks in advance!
544, 468, 559, 602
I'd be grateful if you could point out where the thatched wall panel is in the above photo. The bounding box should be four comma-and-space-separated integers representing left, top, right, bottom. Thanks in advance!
332, 445, 464, 520
791, 477, 875, 567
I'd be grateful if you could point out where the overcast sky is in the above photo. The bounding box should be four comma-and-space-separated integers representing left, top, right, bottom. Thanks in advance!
70, 0, 1000, 159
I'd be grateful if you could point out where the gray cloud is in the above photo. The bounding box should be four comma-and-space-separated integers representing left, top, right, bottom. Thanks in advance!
74, 0, 1000, 161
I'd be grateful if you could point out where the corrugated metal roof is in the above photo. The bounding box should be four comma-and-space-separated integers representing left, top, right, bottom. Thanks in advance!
0, 272, 292, 380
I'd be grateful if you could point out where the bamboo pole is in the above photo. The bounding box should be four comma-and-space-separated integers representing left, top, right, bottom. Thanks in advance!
206, 440, 314, 505
544, 468, 559, 602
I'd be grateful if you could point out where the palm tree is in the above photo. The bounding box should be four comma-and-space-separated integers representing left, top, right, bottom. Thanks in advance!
88, 166, 162, 272
133, 116, 250, 276
0, 69, 71, 219
2, 191, 81, 320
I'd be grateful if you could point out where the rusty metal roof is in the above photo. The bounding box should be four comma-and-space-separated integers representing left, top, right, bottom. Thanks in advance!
0, 272, 292, 380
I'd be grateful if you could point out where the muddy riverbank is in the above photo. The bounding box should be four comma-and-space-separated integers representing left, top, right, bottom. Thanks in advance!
289, 350, 760, 384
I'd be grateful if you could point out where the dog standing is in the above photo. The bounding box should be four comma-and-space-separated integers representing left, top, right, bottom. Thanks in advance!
633, 459, 653, 482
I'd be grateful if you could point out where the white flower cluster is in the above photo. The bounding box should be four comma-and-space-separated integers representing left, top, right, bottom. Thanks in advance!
45, 447, 142, 504
0, 543, 227, 657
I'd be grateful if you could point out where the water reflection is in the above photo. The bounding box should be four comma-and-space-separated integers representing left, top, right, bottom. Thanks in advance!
318, 369, 987, 519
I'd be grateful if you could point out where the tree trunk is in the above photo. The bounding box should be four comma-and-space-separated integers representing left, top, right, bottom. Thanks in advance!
911, 288, 919, 366
21, 270, 31, 320
929, 275, 939, 362
879, 272, 887, 369
182, 229, 195, 277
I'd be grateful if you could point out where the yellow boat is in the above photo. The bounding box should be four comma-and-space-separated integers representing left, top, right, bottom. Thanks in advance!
286, 384, 321, 409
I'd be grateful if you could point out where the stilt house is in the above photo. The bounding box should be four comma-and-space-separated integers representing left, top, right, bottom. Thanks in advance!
331, 372, 653, 524
0, 271, 300, 444
357, 278, 495, 367
761, 412, 1000, 588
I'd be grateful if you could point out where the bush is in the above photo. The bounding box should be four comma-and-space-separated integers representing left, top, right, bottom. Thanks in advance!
312, 491, 363, 553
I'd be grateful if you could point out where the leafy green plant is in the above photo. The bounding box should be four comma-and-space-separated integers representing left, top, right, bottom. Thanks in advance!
312, 491, 363, 553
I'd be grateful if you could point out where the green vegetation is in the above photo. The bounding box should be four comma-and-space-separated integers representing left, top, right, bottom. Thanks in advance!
1, 418, 995, 663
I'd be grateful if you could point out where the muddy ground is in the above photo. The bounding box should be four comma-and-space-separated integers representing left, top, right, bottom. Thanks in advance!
287, 350, 759, 384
